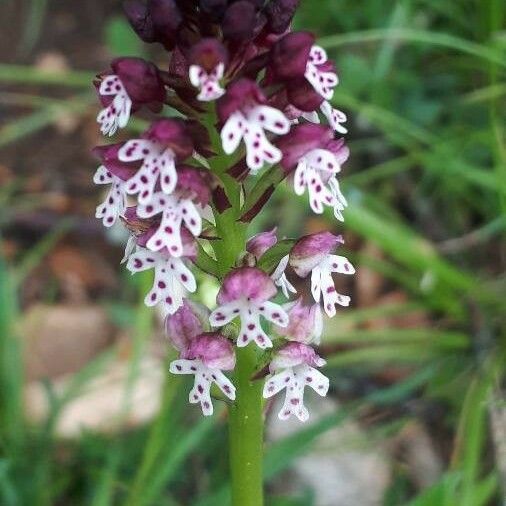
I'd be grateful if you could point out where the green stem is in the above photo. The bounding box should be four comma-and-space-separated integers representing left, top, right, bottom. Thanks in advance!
206, 104, 264, 506
229, 346, 264, 506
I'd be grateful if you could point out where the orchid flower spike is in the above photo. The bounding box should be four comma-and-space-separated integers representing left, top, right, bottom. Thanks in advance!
170, 333, 236, 416
209, 267, 289, 349
263, 342, 329, 422
290, 232, 355, 317
95, 57, 165, 136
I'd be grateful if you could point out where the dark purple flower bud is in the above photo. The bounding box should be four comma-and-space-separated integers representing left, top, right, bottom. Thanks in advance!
216, 78, 265, 122
221, 1, 257, 42
276, 123, 334, 172
265, 0, 299, 34
246, 228, 277, 258
270, 31, 314, 80
217, 266, 277, 304
189, 38, 228, 73
143, 118, 194, 160
187, 332, 236, 370
165, 300, 209, 356
110, 57, 165, 109
92, 143, 139, 181
149, 0, 183, 49
290, 231, 343, 277
199, 0, 229, 21
125, 0, 183, 50
286, 78, 323, 111
176, 166, 212, 207
123, 0, 155, 42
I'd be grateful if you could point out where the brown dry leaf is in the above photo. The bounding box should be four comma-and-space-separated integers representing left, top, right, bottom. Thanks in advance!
23, 303, 114, 380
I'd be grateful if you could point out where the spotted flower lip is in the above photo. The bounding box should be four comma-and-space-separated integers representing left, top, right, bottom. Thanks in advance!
217, 78, 290, 172
165, 299, 209, 357
189, 38, 228, 101
118, 119, 194, 204
170, 332, 236, 416
276, 123, 334, 172
246, 227, 278, 259
93, 166, 127, 227
95, 57, 165, 136
133, 165, 208, 256
126, 245, 197, 313
274, 298, 323, 344
290, 231, 344, 278
263, 342, 328, 422
210, 267, 289, 349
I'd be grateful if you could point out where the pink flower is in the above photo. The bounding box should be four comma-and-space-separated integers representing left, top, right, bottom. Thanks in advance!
118, 119, 194, 204
209, 267, 289, 349
126, 217, 198, 314
274, 298, 323, 344
165, 300, 209, 356
95, 57, 165, 136
278, 124, 349, 218
136, 166, 210, 256
189, 38, 228, 102
169, 332, 236, 416
290, 232, 355, 317
263, 342, 328, 422
217, 79, 290, 173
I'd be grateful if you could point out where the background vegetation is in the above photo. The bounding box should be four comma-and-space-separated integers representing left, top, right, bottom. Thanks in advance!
0, 0, 505, 504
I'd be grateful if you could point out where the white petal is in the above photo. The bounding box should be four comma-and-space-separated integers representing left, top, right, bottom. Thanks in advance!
169, 359, 199, 375
249, 105, 290, 135
324, 254, 355, 275
305, 148, 340, 173
189, 65, 204, 87
126, 249, 160, 273
180, 200, 202, 237
243, 125, 282, 172
310, 266, 322, 303
211, 369, 236, 400
159, 150, 177, 194
93, 165, 113, 185
257, 301, 289, 328
118, 139, 157, 162
146, 212, 184, 256
169, 258, 197, 293
99, 75, 123, 95
302, 365, 329, 396
263, 369, 293, 398
209, 301, 242, 327
137, 192, 174, 218
237, 309, 272, 349
220, 112, 245, 155
293, 158, 308, 196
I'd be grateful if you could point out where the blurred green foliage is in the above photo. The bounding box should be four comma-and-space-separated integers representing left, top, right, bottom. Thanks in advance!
0, 0, 505, 504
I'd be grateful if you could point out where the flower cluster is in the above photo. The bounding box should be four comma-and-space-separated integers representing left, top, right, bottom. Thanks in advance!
92, 0, 354, 422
